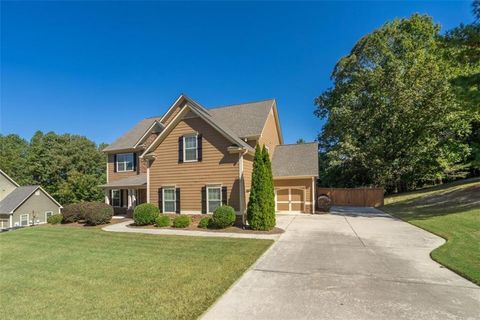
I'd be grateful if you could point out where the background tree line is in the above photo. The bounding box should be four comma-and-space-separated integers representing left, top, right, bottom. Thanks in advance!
0, 131, 106, 204
315, 1, 480, 193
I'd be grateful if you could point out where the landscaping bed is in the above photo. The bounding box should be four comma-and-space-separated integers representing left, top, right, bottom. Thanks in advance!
128, 213, 285, 234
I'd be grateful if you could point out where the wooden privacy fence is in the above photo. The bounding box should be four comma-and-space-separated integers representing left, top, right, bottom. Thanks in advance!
317, 188, 384, 207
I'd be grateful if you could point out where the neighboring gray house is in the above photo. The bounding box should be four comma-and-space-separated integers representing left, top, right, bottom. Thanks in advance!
0, 170, 62, 229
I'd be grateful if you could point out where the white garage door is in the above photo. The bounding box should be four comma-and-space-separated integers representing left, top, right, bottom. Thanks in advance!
275, 188, 305, 212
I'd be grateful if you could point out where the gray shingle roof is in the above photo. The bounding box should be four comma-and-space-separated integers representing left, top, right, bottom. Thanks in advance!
272, 143, 319, 177
103, 117, 163, 152
0, 186, 39, 213
208, 99, 275, 138
99, 174, 147, 188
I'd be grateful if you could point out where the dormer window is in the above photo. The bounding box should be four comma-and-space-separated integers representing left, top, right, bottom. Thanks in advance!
183, 135, 198, 162
116, 153, 135, 172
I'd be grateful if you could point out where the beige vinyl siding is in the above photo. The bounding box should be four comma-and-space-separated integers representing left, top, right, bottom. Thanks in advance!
274, 178, 314, 213
258, 108, 281, 157
11, 190, 61, 227
0, 174, 17, 201
243, 154, 254, 193
149, 116, 240, 212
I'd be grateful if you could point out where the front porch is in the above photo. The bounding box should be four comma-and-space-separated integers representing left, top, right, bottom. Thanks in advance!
99, 174, 148, 217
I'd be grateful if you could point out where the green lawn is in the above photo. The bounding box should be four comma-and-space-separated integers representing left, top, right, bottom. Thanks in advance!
0, 226, 272, 320
382, 178, 480, 285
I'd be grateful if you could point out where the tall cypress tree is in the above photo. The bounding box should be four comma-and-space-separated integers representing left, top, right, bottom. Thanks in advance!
247, 144, 276, 231
261, 145, 276, 230
247, 145, 264, 228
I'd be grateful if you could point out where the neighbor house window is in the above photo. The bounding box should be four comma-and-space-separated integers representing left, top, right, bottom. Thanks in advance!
162, 187, 176, 213
116, 153, 134, 172
183, 135, 198, 162
45, 211, 53, 220
20, 214, 29, 227
207, 186, 222, 213
111, 189, 121, 207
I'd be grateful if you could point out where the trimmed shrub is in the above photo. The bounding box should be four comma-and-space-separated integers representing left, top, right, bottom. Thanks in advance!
247, 145, 276, 231
47, 214, 63, 224
133, 203, 160, 226
212, 205, 235, 229
84, 202, 113, 226
317, 195, 332, 212
62, 203, 85, 223
172, 215, 191, 228
155, 215, 171, 228
198, 217, 211, 229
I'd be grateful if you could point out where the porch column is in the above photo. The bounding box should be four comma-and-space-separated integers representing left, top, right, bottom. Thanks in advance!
131, 189, 137, 209
104, 190, 110, 205
127, 189, 133, 209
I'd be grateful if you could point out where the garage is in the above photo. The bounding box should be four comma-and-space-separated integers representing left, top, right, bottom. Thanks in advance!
271, 143, 319, 214
275, 187, 305, 212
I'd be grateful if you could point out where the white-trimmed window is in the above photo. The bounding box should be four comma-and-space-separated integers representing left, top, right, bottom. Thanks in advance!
116, 153, 134, 172
183, 135, 198, 162
20, 214, 29, 227
45, 211, 53, 220
163, 187, 176, 213
207, 186, 222, 213
0, 219, 8, 229
111, 189, 121, 207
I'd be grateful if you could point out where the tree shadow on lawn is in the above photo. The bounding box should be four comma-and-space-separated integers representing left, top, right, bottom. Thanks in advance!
383, 185, 480, 221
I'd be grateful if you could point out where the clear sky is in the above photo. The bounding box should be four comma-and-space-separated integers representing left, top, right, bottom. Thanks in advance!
1, 1, 475, 145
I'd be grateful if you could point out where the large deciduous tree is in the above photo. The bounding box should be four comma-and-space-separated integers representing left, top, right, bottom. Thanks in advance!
315, 14, 471, 192
443, 0, 480, 176
0, 131, 106, 204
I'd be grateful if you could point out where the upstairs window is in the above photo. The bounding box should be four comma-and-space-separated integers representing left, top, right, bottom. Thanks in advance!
116, 153, 134, 172
183, 135, 198, 162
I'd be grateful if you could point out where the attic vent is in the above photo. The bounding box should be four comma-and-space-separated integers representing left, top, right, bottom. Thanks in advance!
35, 190, 40, 196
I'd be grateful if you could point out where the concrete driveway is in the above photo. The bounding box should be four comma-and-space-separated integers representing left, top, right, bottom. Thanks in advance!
202, 207, 479, 320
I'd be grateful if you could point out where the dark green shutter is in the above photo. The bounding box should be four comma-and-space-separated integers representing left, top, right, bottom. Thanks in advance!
201, 186, 207, 214
175, 188, 181, 214
158, 188, 163, 213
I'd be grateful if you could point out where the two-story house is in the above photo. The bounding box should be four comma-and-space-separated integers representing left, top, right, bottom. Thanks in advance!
100, 95, 318, 216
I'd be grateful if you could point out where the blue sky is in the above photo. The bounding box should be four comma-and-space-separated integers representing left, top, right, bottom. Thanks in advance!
1, 1, 475, 145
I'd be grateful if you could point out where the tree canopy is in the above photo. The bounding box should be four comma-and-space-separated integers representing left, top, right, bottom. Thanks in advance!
0, 132, 106, 204
315, 14, 474, 192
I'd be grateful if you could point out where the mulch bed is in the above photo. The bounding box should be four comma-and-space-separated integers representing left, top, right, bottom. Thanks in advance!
128, 214, 284, 235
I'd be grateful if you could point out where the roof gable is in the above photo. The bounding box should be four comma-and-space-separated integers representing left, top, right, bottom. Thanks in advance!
0, 185, 63, 214
141, 96, 254, 157
0, 169, 20, 188
103, 117, 163, 152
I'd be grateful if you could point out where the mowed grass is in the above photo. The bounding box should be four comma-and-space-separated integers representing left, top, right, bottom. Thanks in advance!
383, 178, 480, 285
0, 226, 272, 320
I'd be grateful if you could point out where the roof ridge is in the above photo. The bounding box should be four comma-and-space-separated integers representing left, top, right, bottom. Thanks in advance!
209, 98, 275, 110
278, 142, 318, 146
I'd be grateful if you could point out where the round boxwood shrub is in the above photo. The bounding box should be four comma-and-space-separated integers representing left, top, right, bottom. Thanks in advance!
198, 217, 211, 229
84, 202, 113, 226
62, 203, 85, 223
172, 215, 191, 228
212, 205, 235, 229
155, 215, 171, 228
47, 214, 63, 224
133, 203, 160, 226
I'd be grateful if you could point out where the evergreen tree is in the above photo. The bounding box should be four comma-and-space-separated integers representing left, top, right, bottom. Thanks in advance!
261, 145, 276, 229
247, 144, 276, 231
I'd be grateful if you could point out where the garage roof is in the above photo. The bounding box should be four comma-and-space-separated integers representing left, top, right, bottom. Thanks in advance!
272, 143, 319, 177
